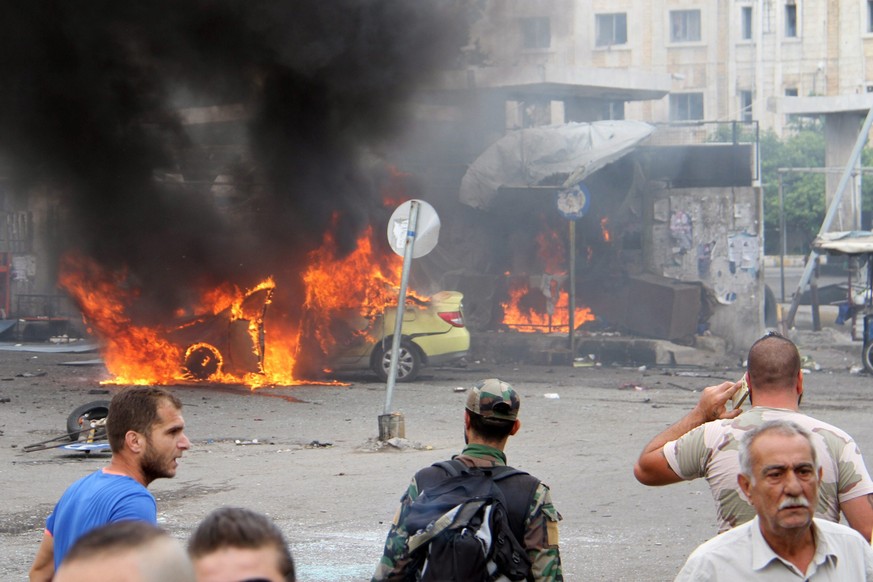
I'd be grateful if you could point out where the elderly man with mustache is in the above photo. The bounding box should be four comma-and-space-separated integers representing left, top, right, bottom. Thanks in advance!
675, 420, 873, 581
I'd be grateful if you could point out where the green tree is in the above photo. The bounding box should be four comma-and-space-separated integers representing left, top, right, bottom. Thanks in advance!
761, 126, 826, 254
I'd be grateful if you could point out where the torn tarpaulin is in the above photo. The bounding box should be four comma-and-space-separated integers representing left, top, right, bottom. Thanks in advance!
459, 120, 654, 210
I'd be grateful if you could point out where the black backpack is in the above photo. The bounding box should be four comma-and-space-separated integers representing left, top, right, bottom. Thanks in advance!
404, 459, 539, 582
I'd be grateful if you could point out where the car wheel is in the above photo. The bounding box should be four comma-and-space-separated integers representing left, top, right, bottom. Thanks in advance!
374, 340, 421, 382
66, 400, 110, 442
184, 343, 222, 380
864, 342, 873, 375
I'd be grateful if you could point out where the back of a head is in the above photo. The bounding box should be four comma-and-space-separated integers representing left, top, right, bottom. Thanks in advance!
107, 386, 182, 452
56, 521, 194, 582
188, 506, 295, 582
465, 378, 520, 442
747, 333, 801, 393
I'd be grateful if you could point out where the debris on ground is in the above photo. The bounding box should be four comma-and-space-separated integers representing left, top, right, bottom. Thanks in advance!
305, 440, 332, 448
234, 438, 261, 446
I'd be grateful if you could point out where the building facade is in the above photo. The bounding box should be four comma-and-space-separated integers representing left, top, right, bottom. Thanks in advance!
468, 0, 873, 136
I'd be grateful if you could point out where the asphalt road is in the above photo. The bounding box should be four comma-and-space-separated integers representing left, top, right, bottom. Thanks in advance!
764, 264, 848, 304
1, 327, 871, 581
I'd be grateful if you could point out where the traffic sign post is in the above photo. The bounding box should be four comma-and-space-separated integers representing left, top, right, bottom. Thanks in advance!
379, 200, 440, 440
556, 184, 589, 364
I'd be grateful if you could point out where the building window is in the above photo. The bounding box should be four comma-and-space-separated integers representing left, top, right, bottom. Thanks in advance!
601, 101, 626, 120
596, 13, 627, 47
741, 6, 753, 40
521, 17, 551, 49
785, 3, 797, 38
868, 0, 873, 33
670, 93, 704, 121
670, 10, 702, 42
739, 90, 753, 122
785, 87, 798, 96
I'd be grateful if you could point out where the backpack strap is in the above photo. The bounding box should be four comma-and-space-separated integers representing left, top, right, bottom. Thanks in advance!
493, 468, 540, 544
433, 459, 465, 478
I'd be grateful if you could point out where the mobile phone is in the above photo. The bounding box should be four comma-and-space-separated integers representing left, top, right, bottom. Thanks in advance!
730, 373, 749, 410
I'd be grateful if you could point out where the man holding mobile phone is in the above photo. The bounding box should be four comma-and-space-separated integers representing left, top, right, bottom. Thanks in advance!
633, 332, 873, 539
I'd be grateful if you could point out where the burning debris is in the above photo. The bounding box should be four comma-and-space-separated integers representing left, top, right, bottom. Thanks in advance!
60, 253, 280, 386
59, 212, 468, 387
499, 217, 596, 333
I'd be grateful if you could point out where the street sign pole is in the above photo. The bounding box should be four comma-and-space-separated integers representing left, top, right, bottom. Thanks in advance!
379, 199, 439, 441
569, 220, 576, 360
556, 183, 589, 365
384, 200, 419, 416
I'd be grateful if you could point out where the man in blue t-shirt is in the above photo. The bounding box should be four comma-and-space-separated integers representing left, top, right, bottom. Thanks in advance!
29, 386, 191, 581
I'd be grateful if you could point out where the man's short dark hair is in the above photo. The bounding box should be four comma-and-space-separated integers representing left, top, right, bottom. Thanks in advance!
468, 410, 515, 441
747, 332, 801, 393
106, 387, 183, 452
65, 520, 166, 562
188, 506, 295, 582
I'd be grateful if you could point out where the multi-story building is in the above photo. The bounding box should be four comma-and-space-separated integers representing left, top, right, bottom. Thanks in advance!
460, 0, 867, 233
466, 0, 873, 136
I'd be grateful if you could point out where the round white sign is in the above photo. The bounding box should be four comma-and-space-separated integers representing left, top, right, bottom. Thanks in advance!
387, 199, 440, 258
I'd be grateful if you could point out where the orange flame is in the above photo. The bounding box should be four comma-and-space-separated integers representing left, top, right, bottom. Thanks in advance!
59, 255, 221, 384
300, 224, 426, 357
501, 224, 595, 332
536, 230, 565, 274
58, 206, 428, 387
500, 278, 594, 333
59, 255, 299, 387
600, 217, 611, 242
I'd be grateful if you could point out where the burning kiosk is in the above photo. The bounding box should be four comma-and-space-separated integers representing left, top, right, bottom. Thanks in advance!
443, 120, 763, 361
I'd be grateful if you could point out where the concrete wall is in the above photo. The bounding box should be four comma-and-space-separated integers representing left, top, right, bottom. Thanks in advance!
646, 184, 764, 352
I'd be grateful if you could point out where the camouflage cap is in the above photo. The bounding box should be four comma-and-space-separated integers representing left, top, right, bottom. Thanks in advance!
465, 378, 520, 422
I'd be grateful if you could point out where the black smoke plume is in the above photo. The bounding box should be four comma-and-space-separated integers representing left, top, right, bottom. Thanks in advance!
0, 1, 468, 322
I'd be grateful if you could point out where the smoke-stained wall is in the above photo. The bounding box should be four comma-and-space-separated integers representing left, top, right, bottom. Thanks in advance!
647, 185, 764, 352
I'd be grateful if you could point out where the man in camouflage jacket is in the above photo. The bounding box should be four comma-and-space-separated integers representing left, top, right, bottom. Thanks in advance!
634, 332, 873, 539
372, 378, 563, 581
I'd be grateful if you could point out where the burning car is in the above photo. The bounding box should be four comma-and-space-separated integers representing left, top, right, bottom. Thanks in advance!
60, 224, 468, 386
168, 284, 273, 381
325, 290, 470, 382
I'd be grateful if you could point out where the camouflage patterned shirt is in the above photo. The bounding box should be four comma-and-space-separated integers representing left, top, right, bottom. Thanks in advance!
663, 406, 873, 532
372, 443, 563, 581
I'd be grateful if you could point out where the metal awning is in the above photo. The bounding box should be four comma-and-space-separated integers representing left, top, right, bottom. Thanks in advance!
812, 230, 873, 255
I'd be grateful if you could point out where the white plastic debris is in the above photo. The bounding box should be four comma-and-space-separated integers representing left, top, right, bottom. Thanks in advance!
543, 393, 560, 399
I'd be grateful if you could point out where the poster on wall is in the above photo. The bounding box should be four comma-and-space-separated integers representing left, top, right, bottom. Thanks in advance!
727, 232, 758, 275
670, 210, 693, 254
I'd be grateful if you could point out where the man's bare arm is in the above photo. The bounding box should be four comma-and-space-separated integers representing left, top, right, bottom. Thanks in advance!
841, 493, 873, 542
29, 531, 54, 582
633, 381, 742, 486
